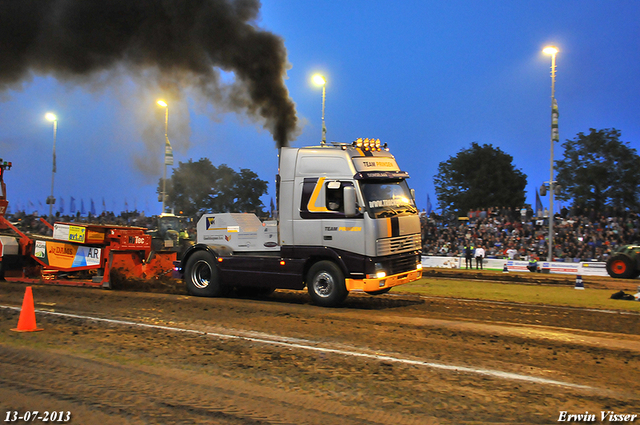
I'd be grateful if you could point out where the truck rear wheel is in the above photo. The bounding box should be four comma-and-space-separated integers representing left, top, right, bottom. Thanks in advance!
307, 261, 348, 307
606, 254, 636, 279
185, 251, 226, 297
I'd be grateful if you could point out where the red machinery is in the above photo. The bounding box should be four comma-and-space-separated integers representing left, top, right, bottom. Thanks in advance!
0, 160, 176, 288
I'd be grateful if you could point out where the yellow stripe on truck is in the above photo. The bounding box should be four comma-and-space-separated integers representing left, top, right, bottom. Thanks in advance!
307, 177, 330, 212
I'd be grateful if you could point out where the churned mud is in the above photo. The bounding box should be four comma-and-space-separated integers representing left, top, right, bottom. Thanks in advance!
0, 274, 639, 424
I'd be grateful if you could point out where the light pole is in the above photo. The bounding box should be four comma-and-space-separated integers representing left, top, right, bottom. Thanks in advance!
157, 100, 169, 214
45, 112, 57, 223
543, 46, 558, 262
312, 74, 327, 145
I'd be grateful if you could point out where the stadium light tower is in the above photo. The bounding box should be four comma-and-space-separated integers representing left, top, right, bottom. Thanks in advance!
312, 74, 327, 146
45, 112, 57, 223
543, 46, 558, 262
157, 100, 171, 214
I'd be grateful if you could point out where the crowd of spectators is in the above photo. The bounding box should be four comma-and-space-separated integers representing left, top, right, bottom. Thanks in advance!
6, 210, 196, 236
421, 206, 640, 263
8, 205, 640, 264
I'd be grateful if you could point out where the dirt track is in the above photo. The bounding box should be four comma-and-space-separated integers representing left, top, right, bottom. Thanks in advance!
1, 275, 639, 424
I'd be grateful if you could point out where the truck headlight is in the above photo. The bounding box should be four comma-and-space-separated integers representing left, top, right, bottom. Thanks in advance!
366, 262, 387, 279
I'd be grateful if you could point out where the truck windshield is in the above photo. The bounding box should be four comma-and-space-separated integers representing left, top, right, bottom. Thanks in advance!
360, 179, 417, 218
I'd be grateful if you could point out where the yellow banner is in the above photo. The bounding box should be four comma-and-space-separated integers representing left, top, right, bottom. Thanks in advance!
33, 240, 101, 270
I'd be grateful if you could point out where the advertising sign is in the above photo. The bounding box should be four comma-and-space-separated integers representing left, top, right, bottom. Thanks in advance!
85, 229, 105, 244
421, 256, 609, 276
352, 157, 399, 172
53, 224, 86, 243
33, 240, 101, 270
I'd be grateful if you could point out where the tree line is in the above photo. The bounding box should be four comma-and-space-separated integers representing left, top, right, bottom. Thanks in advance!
157, 128, 639, 219
157, 158, 269, 217
434, 128, 640, 217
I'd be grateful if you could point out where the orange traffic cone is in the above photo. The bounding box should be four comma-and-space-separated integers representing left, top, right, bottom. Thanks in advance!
11, 287, 43, 332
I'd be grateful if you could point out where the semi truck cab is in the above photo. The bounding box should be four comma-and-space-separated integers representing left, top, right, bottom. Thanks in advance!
180, 138, 422, 306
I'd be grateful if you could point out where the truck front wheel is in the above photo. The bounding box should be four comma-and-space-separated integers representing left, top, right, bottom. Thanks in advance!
606, 254, 636, 279
185, 251, 226, 297
307, 261, 348, 307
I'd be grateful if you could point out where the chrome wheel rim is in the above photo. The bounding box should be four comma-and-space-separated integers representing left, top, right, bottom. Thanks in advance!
312, 271, 334, 298
190, 259, 212, 289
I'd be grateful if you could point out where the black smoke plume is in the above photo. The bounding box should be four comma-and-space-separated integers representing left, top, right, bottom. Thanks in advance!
0, 0, 298, 148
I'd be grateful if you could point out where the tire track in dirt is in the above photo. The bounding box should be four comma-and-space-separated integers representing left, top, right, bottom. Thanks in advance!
1, 305, 601, 391
0, 344, 432, 425
2, 281, 640, 423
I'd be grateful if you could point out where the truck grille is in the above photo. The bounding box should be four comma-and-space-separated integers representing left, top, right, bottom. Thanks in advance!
377, 234, 421, 256
381, 253, 420, 275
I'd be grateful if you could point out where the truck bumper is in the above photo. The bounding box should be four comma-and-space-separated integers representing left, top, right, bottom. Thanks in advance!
345, 267, 422, 292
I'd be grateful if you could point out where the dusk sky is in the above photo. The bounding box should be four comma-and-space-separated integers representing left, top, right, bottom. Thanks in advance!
1, 0, 639, 217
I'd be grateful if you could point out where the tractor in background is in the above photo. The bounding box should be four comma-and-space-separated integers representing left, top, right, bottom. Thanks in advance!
606, 245, 640, 279
147, 213, 193, 259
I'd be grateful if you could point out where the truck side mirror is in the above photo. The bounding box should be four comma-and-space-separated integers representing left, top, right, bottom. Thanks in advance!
411, 188, 416, 202
344, 186, 356, 217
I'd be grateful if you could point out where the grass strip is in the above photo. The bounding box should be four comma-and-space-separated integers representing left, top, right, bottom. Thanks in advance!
398, 278, 640, 312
